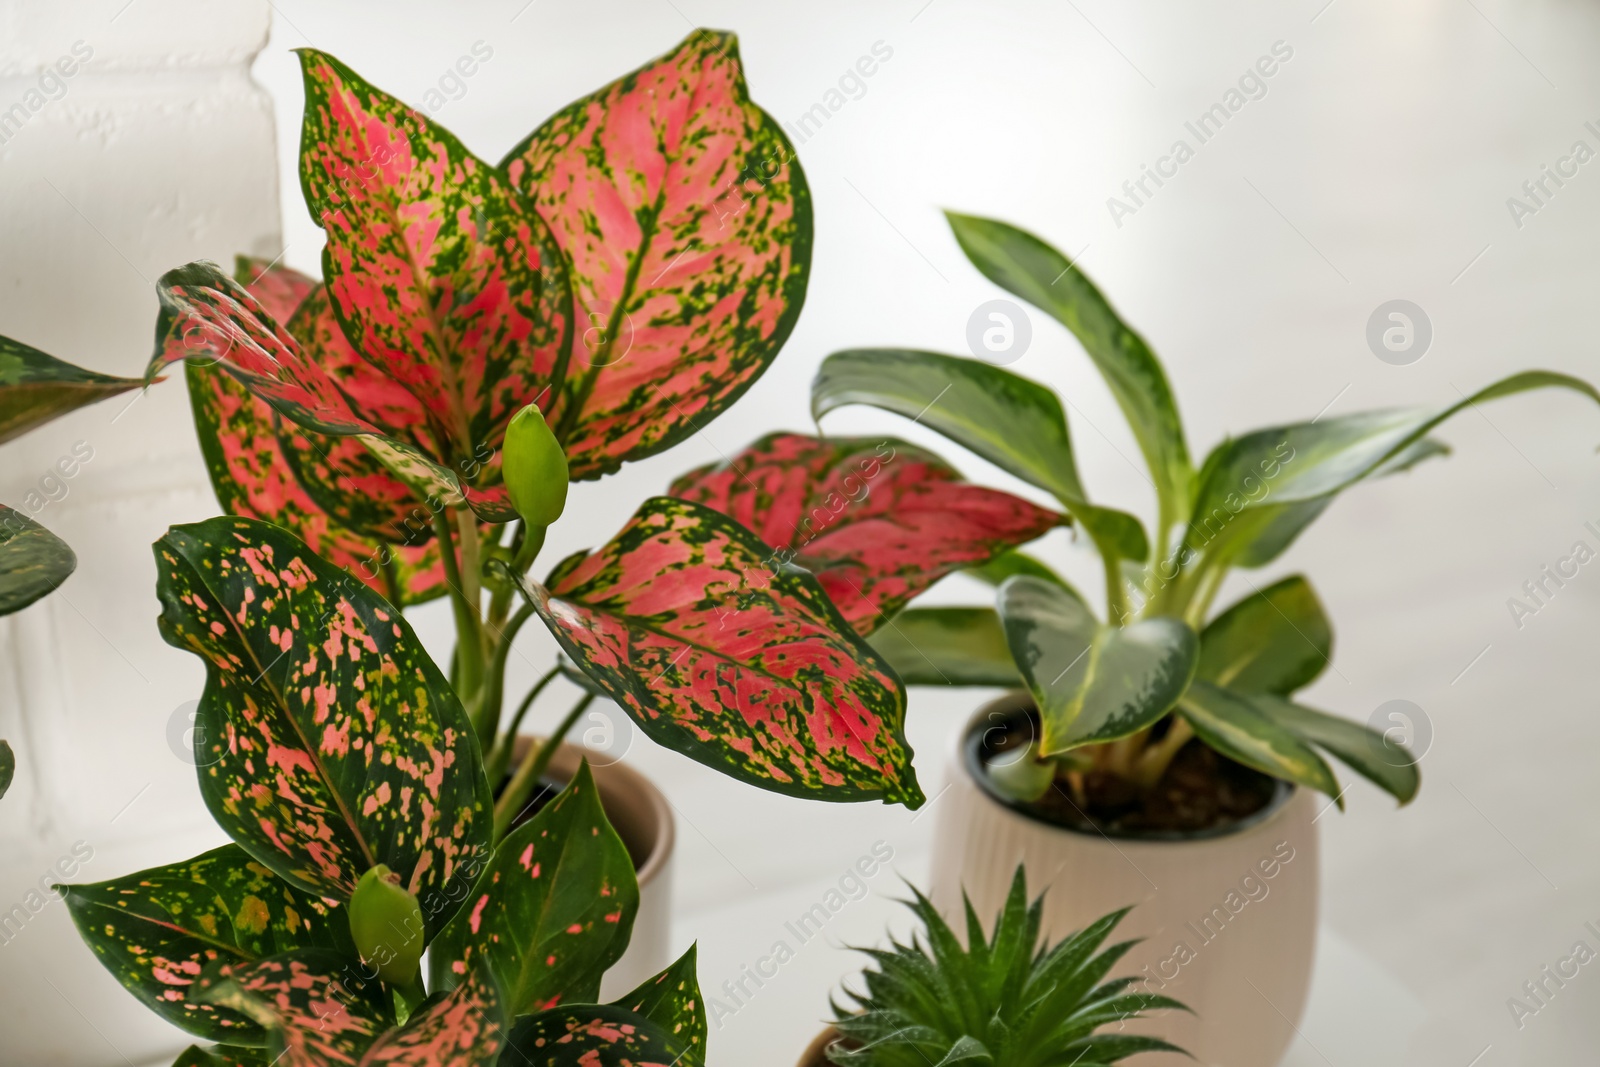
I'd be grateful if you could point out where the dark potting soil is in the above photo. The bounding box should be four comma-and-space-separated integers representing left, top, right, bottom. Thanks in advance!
983, 720, 1279, 836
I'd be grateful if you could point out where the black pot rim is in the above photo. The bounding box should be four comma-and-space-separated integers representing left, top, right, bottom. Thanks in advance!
962, 694, 1296, 843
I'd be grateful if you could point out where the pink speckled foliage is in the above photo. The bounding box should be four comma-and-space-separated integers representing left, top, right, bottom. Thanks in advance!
671, 432, 1062, 634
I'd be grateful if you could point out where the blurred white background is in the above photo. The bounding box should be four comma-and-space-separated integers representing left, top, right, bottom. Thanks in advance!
3, 1, 1600, 1064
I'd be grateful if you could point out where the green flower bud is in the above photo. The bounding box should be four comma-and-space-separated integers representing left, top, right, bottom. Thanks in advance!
503, 405, 568, 528
348, 864, 425, 988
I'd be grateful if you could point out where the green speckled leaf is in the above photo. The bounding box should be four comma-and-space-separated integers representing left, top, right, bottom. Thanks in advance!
153, 516, 491, 933
193, 949, 392, 1066
509, 496, 922, 807
505, 1004, 694, 1067
358, 963, 505, 1066
430, 762, 637, 1015
0, 504, 75, 616
0, 332, 143, 445
61, 844, 354, 1045
997, 576, 1196, 755
172, 1044, 272, 1067
504, 29, 810, 478
610, 945, 706, 1058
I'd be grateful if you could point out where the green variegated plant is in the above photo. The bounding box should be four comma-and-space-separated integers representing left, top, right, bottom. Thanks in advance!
0, 502, 78, 799
675, 211, 1600, 821
820, 867, 1186, 1066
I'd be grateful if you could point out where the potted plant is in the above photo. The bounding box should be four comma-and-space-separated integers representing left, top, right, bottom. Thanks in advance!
798, 866, 1186, 1066
674, 212, 1600, 1066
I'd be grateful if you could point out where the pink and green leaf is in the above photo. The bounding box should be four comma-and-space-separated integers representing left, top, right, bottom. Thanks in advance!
154, 516, 492, 928
356, 964, 505, 1066
510, 497, 922, 807
59, 844, 355, 1045
670, 432, 1062, 634
504, 1004, 696, 1067
610, 945, 706, 1058
193, 950, 392, 1067
173, 1045, 272, 1067
0, 332, 144, 446
504, 29, 811, 478
297, 48, 571, 465
430, 762, 637, 1014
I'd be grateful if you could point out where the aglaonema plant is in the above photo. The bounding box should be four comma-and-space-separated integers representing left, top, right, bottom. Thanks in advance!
675, 211, 1600, 815
0, 501, 79, 799
58, 516, 709, 1066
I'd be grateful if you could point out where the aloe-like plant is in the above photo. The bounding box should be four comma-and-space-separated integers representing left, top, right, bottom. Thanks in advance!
676, 212, 1600, 816
825, 867, 1186, 1066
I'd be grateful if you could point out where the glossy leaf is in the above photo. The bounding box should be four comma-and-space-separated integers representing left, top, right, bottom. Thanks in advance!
997, 576, 1196, 754
1251, 694, 1419, 804
0, 739, 13, 800
610, 945, 707, 1058
185, 362, 447, 606
1178, 679, 1341, 802
357, 964, 505, 1066
868, 607, 1021, 687
1198, 575, 1331, 695
193, 949, 392, 1066
1183, 372, 1600, 562
430, 762, 638, 1014
945, 212, 1193, 534
0, 504, 74, 615
510, 496, 923, 807
154, 516, 491, 928
60, 844, 355, 1045
966, 550, 1077, 593
299, 48, 571, 467
812, 349, 1146, 561
505, 1004, 694, 1067
0, 332, 143, 445
668, 432, 1060, 634
505, 29, 810, 478
172, 1045, 271, 1067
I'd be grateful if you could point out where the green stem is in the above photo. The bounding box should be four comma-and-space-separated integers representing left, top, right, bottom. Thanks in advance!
478, 605, 536, 753
1102, 552, 1129, 626
1131, 718, 1194, 787
435, 511, 485, 712
380, 556, 404, 608
486, 665, 561, 785
493, 694, 593, 841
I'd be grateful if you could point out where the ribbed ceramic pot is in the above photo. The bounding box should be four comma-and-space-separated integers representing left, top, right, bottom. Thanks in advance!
928, 692, 1318, 1067
508, 736, 676, 999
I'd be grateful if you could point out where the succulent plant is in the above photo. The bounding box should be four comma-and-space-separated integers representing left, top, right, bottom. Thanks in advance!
828, 867, 1186, 1067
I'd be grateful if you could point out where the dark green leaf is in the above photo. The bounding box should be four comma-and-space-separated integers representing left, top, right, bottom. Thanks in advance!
0, 740, 12, 800
1199, 575, 1332, 695
0, 332, 142, 445
60, 844, 355, 1045
430, 762, 638, 1014
965, 550, 1078, 594
868, 607, 1021, 687
610, 945, 707, 1059
944, 212, 1193, 536
1251, 694, 1419, 804
153, 516, 491, 932
997, 577, 1196, 754
1184, 372, 1600, 563
505, 1004, 695, 1066
812, 349, 1147, 561
172, 1045, 271, 1067
0, 504, 74, 615
1178, 680, 1341, 802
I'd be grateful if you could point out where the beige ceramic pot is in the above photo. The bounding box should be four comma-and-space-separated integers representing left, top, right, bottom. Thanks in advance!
928, 693, 1318, 1067
508, 736, 676, 999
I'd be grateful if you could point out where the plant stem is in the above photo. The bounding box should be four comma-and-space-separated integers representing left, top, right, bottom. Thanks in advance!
1131, 718, 1194, 787
435, 511, 485, 715
477, 602, 535, 756
485, 665, 561, 785
1102, 552, 1129, 626
492, 694, 593, 841
380, 556, 404, 607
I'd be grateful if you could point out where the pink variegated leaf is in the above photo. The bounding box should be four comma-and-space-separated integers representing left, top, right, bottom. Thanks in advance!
233, 256, 317, 322
430, 762, 637, 1015
671, 432, 1062, 634
356, 964, 505, 1066
504, 1004, 694, 1067
508, 497, 922, 807
297, 48, 571, 465
155, 516, 492, 929
155, 260, 514, 522
184, 362, 448, 605
504, 29, 811, 478
193, 950, 391, 1067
